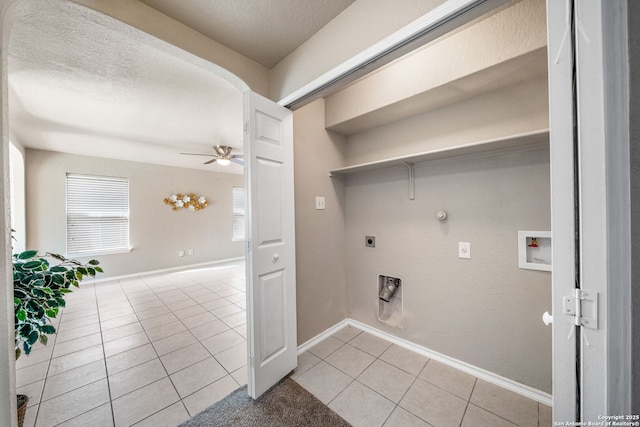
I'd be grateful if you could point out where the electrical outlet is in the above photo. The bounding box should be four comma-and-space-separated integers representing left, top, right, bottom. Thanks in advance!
178, 250, 185, 257
188, 249, 194, 256
458, 242, 471, 259
315, 196, 326, 210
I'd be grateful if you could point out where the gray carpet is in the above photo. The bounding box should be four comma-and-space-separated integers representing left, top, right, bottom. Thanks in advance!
179, 377, 351, 427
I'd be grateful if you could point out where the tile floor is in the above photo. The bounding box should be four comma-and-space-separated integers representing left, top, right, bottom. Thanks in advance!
16, 261, 248, 427
294, 325, 552, 427
15, 260, 552, 427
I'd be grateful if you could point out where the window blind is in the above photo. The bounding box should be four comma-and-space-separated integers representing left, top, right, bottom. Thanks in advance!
66, 174, 130, 255
232, 187, 246, 241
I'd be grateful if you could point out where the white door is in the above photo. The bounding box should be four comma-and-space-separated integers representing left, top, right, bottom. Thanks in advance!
243, 90, 297, 399
546, 0, 578, 419
547, 0, 632, 420
572, 0, 631, 417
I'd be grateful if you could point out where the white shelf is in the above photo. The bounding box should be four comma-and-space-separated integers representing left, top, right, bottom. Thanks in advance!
329, 129, 549, 177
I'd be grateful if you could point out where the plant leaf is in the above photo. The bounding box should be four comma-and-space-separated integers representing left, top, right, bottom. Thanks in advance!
17, 250, 38, 260
16, 309, 27, 322
41, 325, 56, 334
22, 260, 45, 271
22, 341, 31, 355
88, 259, 100, 265
27, 330, 39, 345
39, 334, 48, 346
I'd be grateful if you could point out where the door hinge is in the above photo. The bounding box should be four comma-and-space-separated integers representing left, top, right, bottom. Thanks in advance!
244, 122, 249, 134
563, 289, 598, 329
247, 239, 251, 252
249, 355, 254, 369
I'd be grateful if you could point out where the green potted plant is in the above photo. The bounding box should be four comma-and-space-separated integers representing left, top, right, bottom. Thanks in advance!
13, 248, 103, 426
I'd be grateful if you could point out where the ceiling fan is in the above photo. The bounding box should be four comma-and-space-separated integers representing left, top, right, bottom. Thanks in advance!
180, 145, 244, 166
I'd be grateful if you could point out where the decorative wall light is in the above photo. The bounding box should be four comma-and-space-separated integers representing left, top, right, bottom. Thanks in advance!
164, 193, 208, 211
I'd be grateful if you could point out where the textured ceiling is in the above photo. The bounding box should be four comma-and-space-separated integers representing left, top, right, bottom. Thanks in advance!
139, 0, 355, 68
7, 0, 356, 173
9, 1, 245, 173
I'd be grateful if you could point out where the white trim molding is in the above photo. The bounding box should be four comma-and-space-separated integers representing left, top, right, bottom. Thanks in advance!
81, 257, 246, 285
278, 0, 511, 109
298, 318, 552, 406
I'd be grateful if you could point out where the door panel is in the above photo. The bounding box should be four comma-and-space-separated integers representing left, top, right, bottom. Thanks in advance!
256, 158, 283, 245
546, 0, 578, 420
259, 270, 286, 363
244, 90, 297, 399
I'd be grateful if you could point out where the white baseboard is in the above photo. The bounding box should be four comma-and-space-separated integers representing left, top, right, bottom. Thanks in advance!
297, 319, 350, 355
297, 317, 552, 406
83, 257, 245, 285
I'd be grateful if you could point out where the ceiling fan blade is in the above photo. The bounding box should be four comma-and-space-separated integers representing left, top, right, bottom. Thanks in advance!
180, 152, 216, 157
231, 158, 244, 166
204, 158, 218, 165
231, 154, 244, 159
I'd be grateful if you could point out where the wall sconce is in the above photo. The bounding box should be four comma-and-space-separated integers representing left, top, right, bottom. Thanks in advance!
164, 193, 208, 211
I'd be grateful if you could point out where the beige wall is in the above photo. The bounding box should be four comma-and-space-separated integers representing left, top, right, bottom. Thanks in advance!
325, 0, 547, 136
289, 0, 552, 393
294, 89, 553, 392
292, 99, 349, 344
1, 3, 17, 424
270, 0, 446, 101
72, 0, 444, 103
330, 78, 552, 394
25, 149, 244, 278
346, 76, 549, 165
344, 147, 551, 393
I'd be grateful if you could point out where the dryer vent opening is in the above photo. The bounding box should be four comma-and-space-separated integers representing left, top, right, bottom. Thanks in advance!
379, 276, 400, 302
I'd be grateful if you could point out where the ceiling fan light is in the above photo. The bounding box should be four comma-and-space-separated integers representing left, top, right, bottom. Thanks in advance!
216, 158, 231, 166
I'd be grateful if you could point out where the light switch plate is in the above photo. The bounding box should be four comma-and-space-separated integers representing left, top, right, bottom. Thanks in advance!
458, 242, 471, 259
315, 196, 326, 210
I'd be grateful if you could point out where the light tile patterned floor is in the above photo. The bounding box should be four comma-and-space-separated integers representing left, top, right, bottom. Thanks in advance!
16, 261, 552, 427
16, 261, 247, 427
293, 325, 552, 427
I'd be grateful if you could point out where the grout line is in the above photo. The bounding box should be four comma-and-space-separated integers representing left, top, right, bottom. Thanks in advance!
346, 319, 552, 406
458, 378, 478, 427
129, 264, 246, 424
34, 263, 247, 427
99, 277, 126, 426
300, 329, 539, 427
104, 274, 186, 425
41, 284, 110, 426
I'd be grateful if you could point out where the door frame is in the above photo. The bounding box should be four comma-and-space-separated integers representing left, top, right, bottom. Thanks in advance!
574, 0, 631, 416
547, 0, 632, 419
0, 0, 635, 426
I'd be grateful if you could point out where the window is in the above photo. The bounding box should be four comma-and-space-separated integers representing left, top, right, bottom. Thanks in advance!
66, 174, 129, 255
232, 187, 246, 241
